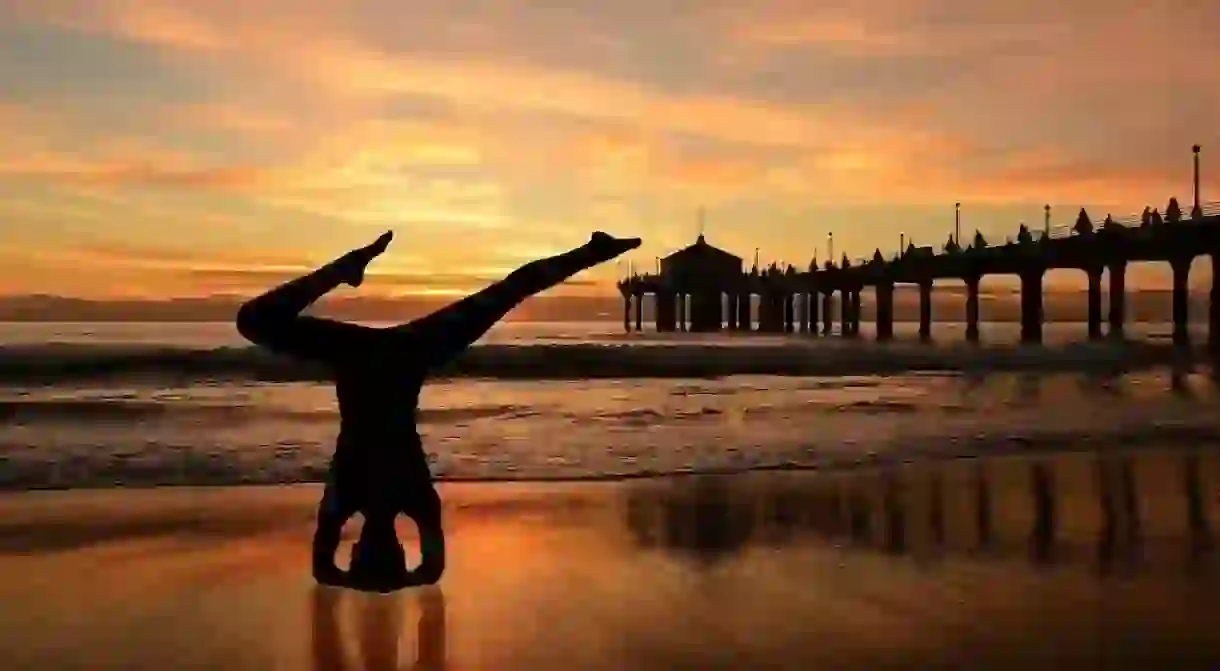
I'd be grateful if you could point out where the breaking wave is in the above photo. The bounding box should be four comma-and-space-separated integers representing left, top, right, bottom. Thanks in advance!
2, 420, 1218, 491
0, 340, 1200, 385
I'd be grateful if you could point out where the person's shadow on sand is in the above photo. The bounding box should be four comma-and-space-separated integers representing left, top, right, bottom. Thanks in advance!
311, 585, 447, 671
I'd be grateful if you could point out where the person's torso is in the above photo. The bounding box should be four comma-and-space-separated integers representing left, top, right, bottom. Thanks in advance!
330, 363, 431, 479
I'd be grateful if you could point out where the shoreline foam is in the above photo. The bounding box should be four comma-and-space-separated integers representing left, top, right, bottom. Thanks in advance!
0, 339, 1207, 385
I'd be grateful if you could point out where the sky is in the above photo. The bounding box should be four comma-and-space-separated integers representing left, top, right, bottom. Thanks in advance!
2, 0, 1219, 301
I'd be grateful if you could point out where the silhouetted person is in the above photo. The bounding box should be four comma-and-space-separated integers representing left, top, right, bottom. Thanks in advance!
1166, 197, 1183, 223
237, 230, 641, 590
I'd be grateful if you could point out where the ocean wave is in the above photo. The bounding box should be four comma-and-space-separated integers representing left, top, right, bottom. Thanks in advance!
0, 398, 533, 426
0, 340, 1201, 385
1, 420, 1217, 491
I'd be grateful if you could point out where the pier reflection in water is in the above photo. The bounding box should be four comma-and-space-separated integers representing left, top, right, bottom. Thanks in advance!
623, 448, 1217, 575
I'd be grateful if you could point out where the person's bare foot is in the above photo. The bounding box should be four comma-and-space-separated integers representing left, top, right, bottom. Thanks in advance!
336, 231, 393, 287
587, 231, 641, 263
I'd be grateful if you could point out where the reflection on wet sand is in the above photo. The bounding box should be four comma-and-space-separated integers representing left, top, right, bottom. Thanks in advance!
2, 445, 1218, 669
623, 447, 1217, 576
311, 586, 447, 671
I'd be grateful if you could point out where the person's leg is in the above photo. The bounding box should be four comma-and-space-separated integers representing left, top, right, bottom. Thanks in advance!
235, 232, 393, 363
391, 232, 640, 366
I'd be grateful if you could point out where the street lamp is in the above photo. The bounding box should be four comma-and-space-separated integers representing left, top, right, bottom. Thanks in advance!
827, 233, 834, 262
1044, 204, 1051, 237
955, 202, 961, 245
1193, 144, 1203, 218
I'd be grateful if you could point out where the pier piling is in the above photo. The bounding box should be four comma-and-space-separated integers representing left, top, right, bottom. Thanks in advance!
1109, 262, 1126, 339
876, 282, 895, 341
1087, 268, 1103, 340
1172, 257, 1191, 346
918, 281, 932, 342
1020, 270, 1044, 344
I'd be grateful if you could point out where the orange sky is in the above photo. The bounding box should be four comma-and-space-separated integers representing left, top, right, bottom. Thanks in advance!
1, 0, 1218, 300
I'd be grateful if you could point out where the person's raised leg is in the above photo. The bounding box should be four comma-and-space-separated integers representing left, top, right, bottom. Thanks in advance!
392, 231, 640, 366
236, 231, 393, 363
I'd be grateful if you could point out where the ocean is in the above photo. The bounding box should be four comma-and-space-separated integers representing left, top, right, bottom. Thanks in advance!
1, 320, 1218, 490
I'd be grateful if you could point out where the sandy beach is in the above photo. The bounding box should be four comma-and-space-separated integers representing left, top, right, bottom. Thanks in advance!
1, 447, 1218, 670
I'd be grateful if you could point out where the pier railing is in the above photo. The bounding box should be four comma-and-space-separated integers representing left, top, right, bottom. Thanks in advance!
1040, 200, 1220, 240
616, 199, 1220, 284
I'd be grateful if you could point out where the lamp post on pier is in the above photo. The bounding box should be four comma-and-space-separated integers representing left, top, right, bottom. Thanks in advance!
1044, 204, 1051, 238
1193, 144, 1203, 219
955, 202, 961, 246
827, 233, 834, 264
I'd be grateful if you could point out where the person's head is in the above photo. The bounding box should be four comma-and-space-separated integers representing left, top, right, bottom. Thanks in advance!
349, 511, 409, 588
361, 511, 397, 541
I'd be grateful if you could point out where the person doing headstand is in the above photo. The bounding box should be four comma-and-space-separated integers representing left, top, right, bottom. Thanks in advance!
235, 230, 641, 590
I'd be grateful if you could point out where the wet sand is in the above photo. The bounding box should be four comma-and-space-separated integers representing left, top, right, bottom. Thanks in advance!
1, 448, 1218, 670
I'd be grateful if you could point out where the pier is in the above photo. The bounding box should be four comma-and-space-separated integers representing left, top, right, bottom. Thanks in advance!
617, 148, 1220, 348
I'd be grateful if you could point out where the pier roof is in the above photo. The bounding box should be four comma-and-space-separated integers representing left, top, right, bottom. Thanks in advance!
662, 234, 742, 263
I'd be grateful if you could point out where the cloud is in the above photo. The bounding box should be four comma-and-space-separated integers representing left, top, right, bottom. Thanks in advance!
729, 16, 919, 55
13, 0, 1214, 205
0, 239, 603, 298
1, 161, 270, 190
5, 0, 1220, 298
171, 103, 299, 135
8, 0, 885, 149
